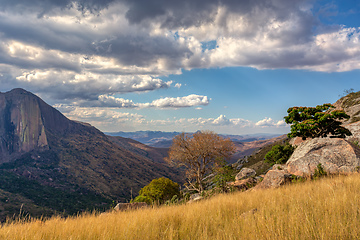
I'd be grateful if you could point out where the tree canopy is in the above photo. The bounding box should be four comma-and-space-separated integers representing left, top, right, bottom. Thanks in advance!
264, 143, 294, 165
284, 103, 352, 140
132, 177, 180, 205
165, 131, 235, 193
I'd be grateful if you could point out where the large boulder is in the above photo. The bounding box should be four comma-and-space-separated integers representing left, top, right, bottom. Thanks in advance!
235, 168, 256, 180
255, 170, 292, 189
228, 177, 256, 190
286, 138, 360, 177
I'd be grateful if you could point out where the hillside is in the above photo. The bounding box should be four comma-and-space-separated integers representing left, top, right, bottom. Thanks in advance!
107, 136, 169, 164
106, 131, 281, 148
0, 88, 182, 221
1, 174, 360, 239
107, 131, 285, 164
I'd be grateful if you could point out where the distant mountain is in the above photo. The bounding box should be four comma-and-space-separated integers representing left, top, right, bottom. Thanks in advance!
106, 131, 282, 148
0, 88, 182, 221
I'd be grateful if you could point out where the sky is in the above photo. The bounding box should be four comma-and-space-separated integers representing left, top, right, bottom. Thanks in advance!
0, 0, 359, 135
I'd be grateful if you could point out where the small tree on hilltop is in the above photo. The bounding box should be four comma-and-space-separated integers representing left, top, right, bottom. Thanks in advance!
284, 103, 352, 140
165, 131, 235, 193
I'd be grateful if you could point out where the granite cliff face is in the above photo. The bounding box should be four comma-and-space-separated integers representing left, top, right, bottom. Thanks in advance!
0, 89, 49, 162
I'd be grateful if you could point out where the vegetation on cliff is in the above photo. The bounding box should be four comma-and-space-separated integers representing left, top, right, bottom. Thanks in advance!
285, 103, 352, 140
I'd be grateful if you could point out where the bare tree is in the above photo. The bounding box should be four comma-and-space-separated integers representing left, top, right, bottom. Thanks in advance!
165, 131, 235, 193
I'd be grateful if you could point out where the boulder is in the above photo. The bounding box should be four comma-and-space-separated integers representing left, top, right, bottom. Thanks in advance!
114, 202, 148, 211
289, 137, 307, 147
255, 170, 292, 189
286, 138, 360, 177
228, 177, 256, 190
235, 168, 256, 180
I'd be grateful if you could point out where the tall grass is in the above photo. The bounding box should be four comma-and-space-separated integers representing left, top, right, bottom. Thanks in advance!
1, 174, 360, 239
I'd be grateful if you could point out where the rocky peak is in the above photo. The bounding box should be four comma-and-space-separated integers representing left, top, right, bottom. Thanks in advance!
0, 88, 76, 163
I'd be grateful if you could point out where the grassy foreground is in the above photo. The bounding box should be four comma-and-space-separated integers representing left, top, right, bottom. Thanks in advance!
2, 174, 360, 239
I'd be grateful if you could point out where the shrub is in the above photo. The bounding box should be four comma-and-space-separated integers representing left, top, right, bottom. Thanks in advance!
212, 164, 235, 193
132, 177, 180, 205
264, 143, 295, 165
132, 195, 153, 205
313, 163, 327, 179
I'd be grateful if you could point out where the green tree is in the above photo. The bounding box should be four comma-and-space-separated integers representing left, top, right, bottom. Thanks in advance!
132, 177, 180, 205
284, 104, 352, 140
165, 131, 235, 193
211, 162, 235, 193
264, 143, 294, 165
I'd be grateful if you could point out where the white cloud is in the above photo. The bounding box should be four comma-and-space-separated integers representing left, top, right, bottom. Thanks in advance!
58, 108, 289, 134
148, 94, 210, 108
1, 0, 360, 103
255, 117, 287, 127
74, 94, 210, 109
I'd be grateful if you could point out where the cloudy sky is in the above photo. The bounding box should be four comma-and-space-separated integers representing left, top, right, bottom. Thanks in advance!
0, 0, 359, 135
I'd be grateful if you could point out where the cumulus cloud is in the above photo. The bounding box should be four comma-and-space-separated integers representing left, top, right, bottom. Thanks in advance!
1, 0, 360, 100
58, 108, 289, 134
0, 0, 359, 134
71, 94, 210, 109
148, 94, 210, 108
256, 118, 287, 127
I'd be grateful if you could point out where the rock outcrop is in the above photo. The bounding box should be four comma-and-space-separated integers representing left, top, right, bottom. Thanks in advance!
228, 177, 256, 190
286, 138, 360, 177
0, 89, 50, 163
255, 169, 292, 189
333, 91, 360, 124
235, 168, 256, 180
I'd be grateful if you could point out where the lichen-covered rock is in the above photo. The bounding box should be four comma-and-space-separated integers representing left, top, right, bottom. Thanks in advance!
345, 121, 360, 142
228, 177, 256, 190
235, 168, 256, 180
255, 170, 292, 189
286, 138, 360, 177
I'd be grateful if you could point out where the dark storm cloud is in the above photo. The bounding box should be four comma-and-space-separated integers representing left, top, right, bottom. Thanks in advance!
123, 0, 309, 29
0, 1, 192, 72
0, 0, 115, 15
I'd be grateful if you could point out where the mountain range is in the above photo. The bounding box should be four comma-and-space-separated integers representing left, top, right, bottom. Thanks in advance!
106, 131, 282, 148
0, 88, 182, 221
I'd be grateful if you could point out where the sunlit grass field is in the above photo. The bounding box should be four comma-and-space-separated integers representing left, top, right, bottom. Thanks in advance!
2, 174, 360, 239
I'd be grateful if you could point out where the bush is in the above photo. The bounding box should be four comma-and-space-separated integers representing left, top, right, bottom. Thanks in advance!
313, 163, 327, 179
212, 164, 235, 193
132, 195, 153, 205
132, 177, 180, 205
264, 143, 294, 165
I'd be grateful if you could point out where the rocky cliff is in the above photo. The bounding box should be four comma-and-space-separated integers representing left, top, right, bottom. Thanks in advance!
0, 89, 49, 162
334, 91, 360, 123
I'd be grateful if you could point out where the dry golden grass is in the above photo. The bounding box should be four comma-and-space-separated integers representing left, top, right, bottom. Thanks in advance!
2, 174, 360, 239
